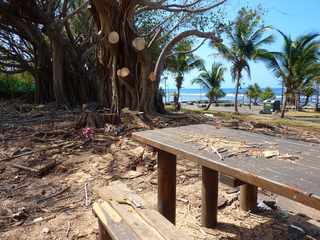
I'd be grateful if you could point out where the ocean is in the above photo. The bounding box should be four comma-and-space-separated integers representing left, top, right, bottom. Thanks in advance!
163, 88, 319, 105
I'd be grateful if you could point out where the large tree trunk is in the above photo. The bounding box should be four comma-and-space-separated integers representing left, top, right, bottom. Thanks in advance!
33, 70, 53, 104
33, 41, 54, 104
49, 25, 98, 107
51, 34, 68, 106
90, 1, 161, 114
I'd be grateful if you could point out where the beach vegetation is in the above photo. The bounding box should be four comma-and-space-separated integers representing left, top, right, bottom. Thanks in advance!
192, 62, 226, 110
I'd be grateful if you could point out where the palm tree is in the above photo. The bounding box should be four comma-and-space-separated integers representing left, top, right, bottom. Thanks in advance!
192, 63, 226, 110
302, 83, 314, 107
262, 32, 320, 117
246, 83, 262, 107
260, 87, 275, 101
167, 41, 203, 110
214, 8, 274, 113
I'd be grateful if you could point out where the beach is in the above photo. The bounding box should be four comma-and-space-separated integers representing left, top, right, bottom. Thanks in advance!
163, 88, 320, 106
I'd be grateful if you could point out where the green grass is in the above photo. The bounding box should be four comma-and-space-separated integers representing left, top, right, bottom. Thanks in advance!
166, 105, 320, 132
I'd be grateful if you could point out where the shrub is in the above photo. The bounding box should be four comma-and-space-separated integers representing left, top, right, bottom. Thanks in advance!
0, 73, 35, 99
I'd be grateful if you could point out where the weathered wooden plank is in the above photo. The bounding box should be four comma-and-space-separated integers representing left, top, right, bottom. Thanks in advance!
157, 150, 176, 224
110, 201, 165, 240
132, 124, 320, 211
201, 166, 218, 228
93, 201, 139, 240
138, 208, 192, 240
94, 182, 192, 240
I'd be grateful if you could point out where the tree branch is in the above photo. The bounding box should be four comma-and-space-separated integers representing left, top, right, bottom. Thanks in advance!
154, 30, 221, 81
140, 0, 226, 14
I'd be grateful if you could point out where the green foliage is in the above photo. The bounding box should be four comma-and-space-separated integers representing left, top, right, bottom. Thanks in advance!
213, 7, 273, 112
246, 83, 262, 104
260, 87, 275, 101
166, 40, 203, 98
192, 62, 226, 101
262, 32, 320, 95
215, 7, 273, 81
303, 83, 315, 97
0, 73, 35, 98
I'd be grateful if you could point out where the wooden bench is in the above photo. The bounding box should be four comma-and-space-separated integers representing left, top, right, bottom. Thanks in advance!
93, 182, 193, 240
132, 124, 320, 228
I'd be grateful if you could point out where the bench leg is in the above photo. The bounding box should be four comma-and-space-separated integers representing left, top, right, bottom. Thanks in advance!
201, 166, 218, 228
98, 220, 112, 240
240, 183, 257, 211
157, 150, 176, 224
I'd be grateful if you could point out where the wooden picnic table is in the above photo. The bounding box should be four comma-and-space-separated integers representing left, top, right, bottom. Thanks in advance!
132, 124, 320, 228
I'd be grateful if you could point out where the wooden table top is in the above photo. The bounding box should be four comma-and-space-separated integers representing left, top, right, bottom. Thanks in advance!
132, 124, 320, 210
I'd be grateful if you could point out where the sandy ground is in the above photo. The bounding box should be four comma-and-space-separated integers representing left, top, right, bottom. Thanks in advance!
1, 101, 320, 240
183, 104, 263, 115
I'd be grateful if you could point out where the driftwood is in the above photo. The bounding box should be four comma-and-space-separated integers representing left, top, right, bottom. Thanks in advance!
10, 160, 58, 177
10, 163, 40, 173
27, 215, 56, 226
0, 142, 78, 163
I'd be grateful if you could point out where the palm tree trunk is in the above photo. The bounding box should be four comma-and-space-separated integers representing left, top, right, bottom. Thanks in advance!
205, 98, 213, 111
234, 78, 240, 114
281, 93, 288, 118
295, 92, 300, 111
175, 87, 181, 111
316, 83, 320, 112
249, 97, 252, 110
303, 96, 309, 107
281, 81, 284, 106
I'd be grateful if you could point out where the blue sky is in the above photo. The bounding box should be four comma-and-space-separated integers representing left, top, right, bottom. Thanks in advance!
163, 0, 320, 89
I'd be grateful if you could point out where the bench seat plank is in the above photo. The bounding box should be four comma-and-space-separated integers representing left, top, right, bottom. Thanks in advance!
93, 182, 193, 240
132, 124, 320, 211
93, 201, 139, 240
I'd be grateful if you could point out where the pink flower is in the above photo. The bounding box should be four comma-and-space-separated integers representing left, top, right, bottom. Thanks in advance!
82, 127, 93, 140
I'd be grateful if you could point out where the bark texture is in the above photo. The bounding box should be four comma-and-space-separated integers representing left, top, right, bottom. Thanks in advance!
91, 1, 159, 113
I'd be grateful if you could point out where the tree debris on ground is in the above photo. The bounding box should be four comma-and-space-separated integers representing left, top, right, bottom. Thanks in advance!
0, 101, 319, 239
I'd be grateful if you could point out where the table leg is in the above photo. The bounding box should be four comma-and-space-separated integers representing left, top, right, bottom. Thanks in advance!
157, 150, 176, 224
240, 183, 257, 211
98, 220, 112, 240
201, 166, 218, 228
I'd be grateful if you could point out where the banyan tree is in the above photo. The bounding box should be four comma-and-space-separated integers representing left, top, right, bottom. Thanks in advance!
0, 0, 100, 105
89, 0, 227, 113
